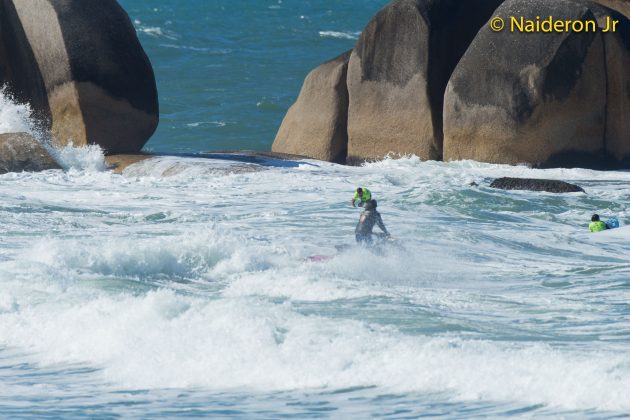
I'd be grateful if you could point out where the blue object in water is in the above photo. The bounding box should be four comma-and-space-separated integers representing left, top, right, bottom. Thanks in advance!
606, 217, 620, 229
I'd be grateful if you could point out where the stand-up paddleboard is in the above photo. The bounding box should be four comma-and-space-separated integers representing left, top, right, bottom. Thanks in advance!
305, 237, 401, 263
305, 254, 335, 263
304, 245, 351, 263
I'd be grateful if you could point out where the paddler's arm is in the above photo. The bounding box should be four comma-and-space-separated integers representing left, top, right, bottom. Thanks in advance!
351, 191, 359, 207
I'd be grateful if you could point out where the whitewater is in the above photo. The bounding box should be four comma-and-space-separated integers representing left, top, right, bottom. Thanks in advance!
1, 0, 630, 417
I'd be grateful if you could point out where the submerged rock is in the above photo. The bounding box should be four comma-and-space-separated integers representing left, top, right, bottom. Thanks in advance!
0, 132, 61, 173
105, 151, 300, 176
490, 177, 585, 193
0, 0, 158, 153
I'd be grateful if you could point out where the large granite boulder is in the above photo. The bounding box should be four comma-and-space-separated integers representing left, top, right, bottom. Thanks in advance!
0, 0, 158, 153
272, 50, 351, 163
0, 132, 61, 173
346, 0, 504, 164
443, 0, 630, 168
593, 0, 630, 18
594, 5, 630, 162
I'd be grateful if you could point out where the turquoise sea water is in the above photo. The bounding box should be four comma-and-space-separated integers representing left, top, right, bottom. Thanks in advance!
1, 1, 630, 419
121, 0, 386, 153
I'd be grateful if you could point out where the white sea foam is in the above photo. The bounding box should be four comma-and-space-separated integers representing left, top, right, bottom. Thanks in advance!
158, 44, 233, 53
187, 121, 227, 128
135, 24, 179, 41
0, 86, 36, 134
1, 283, 628, 411
121, 156, 262, 178
0, 155, 629, 413
0, 86, 107, 173
50, 144, 107, 172
318, 31, 361, 40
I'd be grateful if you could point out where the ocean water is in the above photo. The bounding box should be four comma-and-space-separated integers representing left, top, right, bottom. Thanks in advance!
1, 1, 630, 419
123, 0, 384, 154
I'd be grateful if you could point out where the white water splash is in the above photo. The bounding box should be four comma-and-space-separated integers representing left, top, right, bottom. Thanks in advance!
1, 86, 107, 172
51, 144, 107, 172
0, 86, 36, 134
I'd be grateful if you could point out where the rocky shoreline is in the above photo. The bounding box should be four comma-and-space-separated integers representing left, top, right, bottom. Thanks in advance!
0, 133, 587, 195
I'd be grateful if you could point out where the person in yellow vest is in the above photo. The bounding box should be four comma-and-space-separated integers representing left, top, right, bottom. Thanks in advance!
589, 214, 609, 233
351, 187, 372, 207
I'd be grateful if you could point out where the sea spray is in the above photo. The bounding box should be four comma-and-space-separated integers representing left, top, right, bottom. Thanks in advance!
52, 144, 107, 173
0, 86, 36, 135
0, 86, 108, 172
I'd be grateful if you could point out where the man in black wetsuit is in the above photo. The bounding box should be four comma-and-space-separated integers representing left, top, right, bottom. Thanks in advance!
355, 199, 389, 244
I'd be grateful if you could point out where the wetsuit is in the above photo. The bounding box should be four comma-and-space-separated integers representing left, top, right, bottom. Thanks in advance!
589, 221, 608, 233
352, 188, 372, 207
355, 209, 389, 243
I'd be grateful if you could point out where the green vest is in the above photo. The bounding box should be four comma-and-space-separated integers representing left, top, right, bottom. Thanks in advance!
589, 221, 607, 233
353, 188, 372, 203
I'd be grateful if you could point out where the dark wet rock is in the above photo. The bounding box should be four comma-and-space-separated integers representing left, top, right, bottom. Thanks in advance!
490, 177, 585, 193
443, 0, 630, 168
0, 132, 61, 174
272, 51, 351, 163
346, 0, 504, 163
0, 0, 158, 153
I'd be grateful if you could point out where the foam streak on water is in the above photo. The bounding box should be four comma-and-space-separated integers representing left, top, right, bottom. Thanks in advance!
0, 153, 629, 417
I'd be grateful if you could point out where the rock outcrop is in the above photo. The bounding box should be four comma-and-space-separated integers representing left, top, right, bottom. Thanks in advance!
593, 0, 630, 17
443, 0, 630, 168
593, 4, 630, 162
273, 0, 630, 170
490, 177, 585, 193
0, 132, 61, 173
345, 0, 504, 163
272, 50, 351, 163
0, 0, 158, 153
